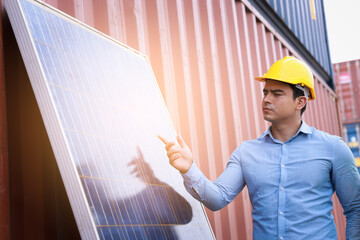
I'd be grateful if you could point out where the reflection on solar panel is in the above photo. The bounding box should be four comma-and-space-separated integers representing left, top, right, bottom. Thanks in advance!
5, 0, 215, 239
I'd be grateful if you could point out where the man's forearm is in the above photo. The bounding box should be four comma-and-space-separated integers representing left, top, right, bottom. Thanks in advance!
182, 162, 245, 211
345, 207, 360, 239
181, 163, 227, 210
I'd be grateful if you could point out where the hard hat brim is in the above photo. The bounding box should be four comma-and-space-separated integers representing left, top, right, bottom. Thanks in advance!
254, 77, 316, 100
254, 76, 265, 82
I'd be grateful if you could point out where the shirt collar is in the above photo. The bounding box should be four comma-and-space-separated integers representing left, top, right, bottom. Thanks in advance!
298, 121, 312, 135
259, 121, 313, 142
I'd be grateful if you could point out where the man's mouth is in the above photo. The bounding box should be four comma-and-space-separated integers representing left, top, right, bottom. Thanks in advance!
263, 107, 274, 112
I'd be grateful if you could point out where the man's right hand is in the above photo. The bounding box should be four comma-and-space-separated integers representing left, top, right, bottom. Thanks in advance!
158, 134, 193, 174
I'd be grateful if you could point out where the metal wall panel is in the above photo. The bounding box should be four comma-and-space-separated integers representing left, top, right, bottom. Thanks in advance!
343, 123, 360, 170
334, 60, 360, 124
334, 59, 360, 174
1, 0, 346, 239
265, 0, 333, 78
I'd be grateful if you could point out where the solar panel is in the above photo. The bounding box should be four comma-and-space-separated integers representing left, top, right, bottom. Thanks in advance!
5, 0, 215, 239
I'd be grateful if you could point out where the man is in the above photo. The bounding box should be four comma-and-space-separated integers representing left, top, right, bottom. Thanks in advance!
159, 56, 360, 239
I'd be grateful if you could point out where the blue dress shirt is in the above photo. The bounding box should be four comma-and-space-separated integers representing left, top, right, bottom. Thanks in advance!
182, 122, 360, 240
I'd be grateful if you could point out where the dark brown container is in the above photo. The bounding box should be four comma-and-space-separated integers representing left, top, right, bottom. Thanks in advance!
0, 0, 10, 238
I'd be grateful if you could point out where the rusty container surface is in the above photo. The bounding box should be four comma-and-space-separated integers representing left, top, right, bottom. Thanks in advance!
1, 0, 347, 239
334, 59, 360, 172
334, 59, 360, 124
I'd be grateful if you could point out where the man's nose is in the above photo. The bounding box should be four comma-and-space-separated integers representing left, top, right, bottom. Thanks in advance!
263, 94, 272, 104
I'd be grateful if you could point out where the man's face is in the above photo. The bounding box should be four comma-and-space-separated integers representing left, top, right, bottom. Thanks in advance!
262, 80, 298, 123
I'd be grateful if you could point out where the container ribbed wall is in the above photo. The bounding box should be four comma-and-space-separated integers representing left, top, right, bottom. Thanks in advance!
343, 123, 360, 170
264, 0, 332, 78
334, 59, 360, 124
334, 59, 360, 172
1, 0, 346, 239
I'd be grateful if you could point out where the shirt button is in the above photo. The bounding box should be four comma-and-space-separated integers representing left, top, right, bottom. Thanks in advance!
280, 237, 284, 240
280, 186, 284, 190
280, 211, 284, 215
281, 164, 285, 168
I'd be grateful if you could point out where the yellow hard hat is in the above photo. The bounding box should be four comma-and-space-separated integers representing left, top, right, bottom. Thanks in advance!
255, 56, 316, 100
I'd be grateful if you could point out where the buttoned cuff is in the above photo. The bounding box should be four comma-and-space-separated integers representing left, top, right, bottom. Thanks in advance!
181, 162, 201, 184
181, 162, 204, 200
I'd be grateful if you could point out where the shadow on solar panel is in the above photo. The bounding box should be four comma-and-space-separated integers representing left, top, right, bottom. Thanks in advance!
5, 0, 215, 239
80, 146, 193, 239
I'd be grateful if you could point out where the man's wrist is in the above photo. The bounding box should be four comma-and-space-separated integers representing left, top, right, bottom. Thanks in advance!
180, 161, 193, 174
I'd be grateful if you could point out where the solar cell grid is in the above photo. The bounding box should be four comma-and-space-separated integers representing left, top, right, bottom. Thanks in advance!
5, 0, 215, 239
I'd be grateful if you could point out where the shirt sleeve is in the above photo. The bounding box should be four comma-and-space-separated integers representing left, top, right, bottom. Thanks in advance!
332, 139, 360, 240
181, 148, 246, 211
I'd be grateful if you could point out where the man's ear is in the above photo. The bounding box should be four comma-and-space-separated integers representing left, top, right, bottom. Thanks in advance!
296, 96, 307, 111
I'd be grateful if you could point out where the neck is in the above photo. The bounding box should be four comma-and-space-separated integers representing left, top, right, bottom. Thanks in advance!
270, 119, 302, 143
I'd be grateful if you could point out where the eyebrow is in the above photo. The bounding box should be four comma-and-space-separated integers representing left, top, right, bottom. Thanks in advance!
263, 89, 285, 94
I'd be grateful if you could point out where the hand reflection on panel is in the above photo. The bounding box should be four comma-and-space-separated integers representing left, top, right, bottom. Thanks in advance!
128, 147, 162, 185
128, 146, 193, 224
125, 146, 193, 239
80, 146, 192, 240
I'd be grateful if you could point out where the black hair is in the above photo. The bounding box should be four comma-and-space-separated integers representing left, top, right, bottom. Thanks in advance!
289, 84, 307, 116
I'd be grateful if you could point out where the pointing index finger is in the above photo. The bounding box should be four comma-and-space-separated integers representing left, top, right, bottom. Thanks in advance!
157, 135, 169, 145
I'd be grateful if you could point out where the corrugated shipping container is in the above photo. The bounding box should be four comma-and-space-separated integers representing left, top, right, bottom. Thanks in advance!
343, 123, 360, 171
334, 59, 360, 124
0, 0, 347, 239
250, 0, 333, 85
334, 59, 360, 172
